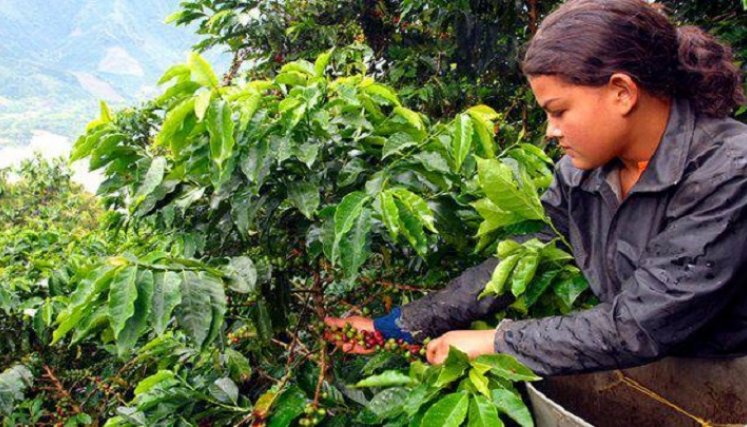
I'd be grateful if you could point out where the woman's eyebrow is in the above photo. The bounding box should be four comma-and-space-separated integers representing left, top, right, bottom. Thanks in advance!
540, 98, 561, 110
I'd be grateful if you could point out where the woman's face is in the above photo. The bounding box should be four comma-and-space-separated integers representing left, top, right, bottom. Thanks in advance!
529, 75, 629, 170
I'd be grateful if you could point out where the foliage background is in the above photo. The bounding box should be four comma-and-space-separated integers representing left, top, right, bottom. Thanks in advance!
1, 1, 745, 426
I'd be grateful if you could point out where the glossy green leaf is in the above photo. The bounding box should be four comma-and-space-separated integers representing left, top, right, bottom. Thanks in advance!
224, 256, 257, 294
206, 98, 235, 170
194, 89, 212, 121
468, 368, 491, 398
390, 187, 436, 233
188, 52, 219, 89
510, 252, 539, 297
209, 377, 239, 404
156, 97, 196, 152
395, 198, 428, 257
150, 271, 182, 336
287, 181, 320, 219
0, 365, 33, 415
134, 157, 167, 200
134, 370, 177, 396
332, 191, 370, 263
452, 113, 474, 172
108, 266, 139, 342
473, 198, 521, 237
435, 347, 470, 387
554, 274, 589, 307
268, 385, 306, 427
117, 270, 154, 356
476, 158, 544, 221
355, 370, 416, 388
339, 208, 372, 277
492, 388, 534, 427
378, 191, 400, 240
524, 268, 561, 308
468, 394, 503, 427
474, 354, 540, 382
382, 132, 417, 159
175, 271, 213, 347
421, 392, 469, 427
479, 254, 520, 299
225, 348, 252, 383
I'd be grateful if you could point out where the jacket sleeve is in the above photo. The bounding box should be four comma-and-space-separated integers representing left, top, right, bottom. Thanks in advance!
494, 168, 747, 376
399, 167, 571, 340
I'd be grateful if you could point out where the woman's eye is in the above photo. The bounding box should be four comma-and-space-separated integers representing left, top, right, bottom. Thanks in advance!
550, 110, 565, 118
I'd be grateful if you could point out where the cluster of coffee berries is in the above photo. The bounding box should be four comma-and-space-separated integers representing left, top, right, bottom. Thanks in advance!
299, 403, 326, 426
325, 322, 429, 360
227, 325, 254, 344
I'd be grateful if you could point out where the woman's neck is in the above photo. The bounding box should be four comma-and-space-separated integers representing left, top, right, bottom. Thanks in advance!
618, 96, 672, 173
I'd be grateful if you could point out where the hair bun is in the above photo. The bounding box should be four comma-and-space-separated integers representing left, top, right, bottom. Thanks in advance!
676, 25, 745, 117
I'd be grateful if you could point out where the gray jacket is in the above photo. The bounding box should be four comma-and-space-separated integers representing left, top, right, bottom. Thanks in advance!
400, 98, 747, 376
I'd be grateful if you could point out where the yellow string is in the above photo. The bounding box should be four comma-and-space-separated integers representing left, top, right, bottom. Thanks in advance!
601, 370, 714, 427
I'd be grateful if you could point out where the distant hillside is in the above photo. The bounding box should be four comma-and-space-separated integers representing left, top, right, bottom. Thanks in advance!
0, 0, 228, 146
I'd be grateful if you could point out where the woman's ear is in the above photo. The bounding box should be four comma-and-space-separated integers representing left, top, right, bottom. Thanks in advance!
607, 73, 639, 116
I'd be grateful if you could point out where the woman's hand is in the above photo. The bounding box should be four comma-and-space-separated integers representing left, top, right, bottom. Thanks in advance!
425, 330, 496, 365
323, 316, 376, 354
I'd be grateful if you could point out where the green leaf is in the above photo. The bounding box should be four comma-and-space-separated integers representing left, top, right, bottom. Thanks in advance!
492, 388, 534, 427
421, 392, 469, 427
0, 365, 33, 415
355, 370, 416, 388
467, 110, 496, 158
340, 208, 372, 277
365, 387, 409, 421
362, 83, 402, 106
476, 158, 544, 222
337, 158, 368, 187
194, 89, 212, 121
134, 157, 167, 200
176, 271, 213, 347
158, 64, 190, 85
287, 181, 320, 219
188, 52, 219, 89
402, 384, 438, 416
203, 274, 227, 349
468, 394, 503, 427
478, 254, 521, 299
134, 370, 177, 396
156, 97, 196, 152
378, 191, 400, 240
314, 49, 333, 77
108, 266, 139, 342
150, 271, 182, 336
452, 114, 474, 172
497, 240, 524, 259
393, 106, 425, 134
510, 252, 540, 297
268, 385, 307, 427
472, 198, 521, 237
395, 199, 429, 257
382, 132, 417, 159
332, 192, 370, 264
117, 270, 155, 356
225, 256, 257, 294
389, 188, 437, 233
209, 377, 239, 404
468, 368, 491, 398
435, 347, 470, 387
473, 354, 541, 382
524, 268, 561, 308
225, 348, 252, 383
554, 274, 589, 307
207, 98, 235, 170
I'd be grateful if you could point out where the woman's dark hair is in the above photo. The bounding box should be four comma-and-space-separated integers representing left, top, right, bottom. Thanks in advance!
522, 0, 745, 118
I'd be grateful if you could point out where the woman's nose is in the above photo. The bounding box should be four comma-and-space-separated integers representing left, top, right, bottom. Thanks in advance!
545, 123, 563, 140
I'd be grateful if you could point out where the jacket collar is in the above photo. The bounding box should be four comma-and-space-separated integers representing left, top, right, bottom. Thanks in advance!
576, 97, 696, 194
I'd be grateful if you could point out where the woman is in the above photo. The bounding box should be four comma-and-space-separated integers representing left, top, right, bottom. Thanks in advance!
327, 0, 747, 376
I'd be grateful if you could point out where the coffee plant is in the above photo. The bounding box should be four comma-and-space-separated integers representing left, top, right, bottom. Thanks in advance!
3, 1, 744, 425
